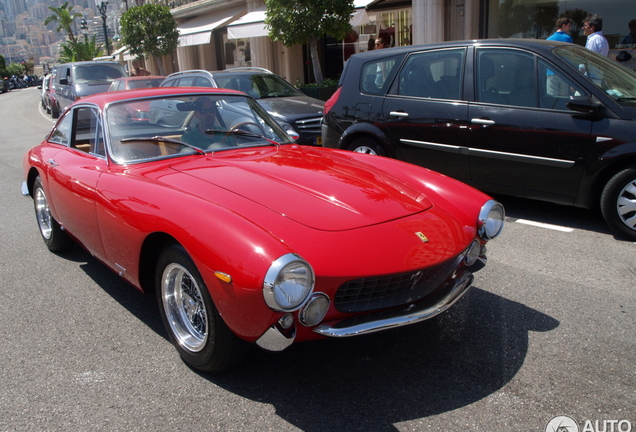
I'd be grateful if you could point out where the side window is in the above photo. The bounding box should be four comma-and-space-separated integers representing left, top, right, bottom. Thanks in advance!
538, 58, 585, 110
72, 107, 105, 156
396, 48, 465, 100
160, 79, 175, 87
178, 76, 196, 86
476, 49, 538, 107
361, 57, 398, 95
194, 77, 213, 87
49, 113, 72, 146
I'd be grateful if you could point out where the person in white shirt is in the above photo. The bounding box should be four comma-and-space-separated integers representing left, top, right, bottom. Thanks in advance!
583, 14, 609, 56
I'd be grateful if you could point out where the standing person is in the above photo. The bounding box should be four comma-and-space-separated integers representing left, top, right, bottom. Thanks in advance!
375, 37, 387, 49
130, 59, 151, 76
547, 17, 573, 43
583, 14, 609, 56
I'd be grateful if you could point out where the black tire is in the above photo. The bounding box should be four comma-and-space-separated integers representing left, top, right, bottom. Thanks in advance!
156, 244, 249, 373
51, 103, 59, 119
32, 177, 73, 252
601, 167, 636, 241
347, 137, 386, 156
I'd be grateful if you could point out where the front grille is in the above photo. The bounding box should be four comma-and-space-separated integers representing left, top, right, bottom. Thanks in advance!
295, 116, 322, 134
334, 253, 464, 313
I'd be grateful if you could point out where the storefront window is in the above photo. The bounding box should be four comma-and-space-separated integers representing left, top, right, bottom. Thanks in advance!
487, 0, 635, 70
367, 8, 413, 48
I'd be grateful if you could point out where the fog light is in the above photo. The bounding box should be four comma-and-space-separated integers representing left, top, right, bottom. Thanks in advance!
299, 293, 330, 327
278, 313, 294, 329
465, 239, 481, 266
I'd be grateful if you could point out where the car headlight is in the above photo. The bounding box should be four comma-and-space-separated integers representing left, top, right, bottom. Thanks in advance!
263, 254, 315, 312
478, 200, 505, 240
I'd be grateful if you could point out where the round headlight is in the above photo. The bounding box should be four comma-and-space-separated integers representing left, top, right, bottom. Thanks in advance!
263, 254, 315, 312
478, 200, 505, 240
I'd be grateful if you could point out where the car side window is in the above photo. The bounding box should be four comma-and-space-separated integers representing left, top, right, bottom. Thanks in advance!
49, 113, 72, 146
476, 49, 539, 107
476, 48, 585, 110
361, 57, 399, 95
194, 77, 213, 87
395, 48, 465, 100
178, 76, 196, 86
71, 107, 105, 157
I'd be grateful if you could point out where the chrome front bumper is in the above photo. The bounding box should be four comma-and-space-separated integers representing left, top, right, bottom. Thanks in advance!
313, 271, 474, 338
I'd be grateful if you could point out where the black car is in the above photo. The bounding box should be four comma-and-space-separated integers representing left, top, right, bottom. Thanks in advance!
322, 39, 636, 240
160, 68, 324, 146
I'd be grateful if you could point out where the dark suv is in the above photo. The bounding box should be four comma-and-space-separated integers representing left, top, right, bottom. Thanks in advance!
161, 68, 324, 146
322, 39, 636, 240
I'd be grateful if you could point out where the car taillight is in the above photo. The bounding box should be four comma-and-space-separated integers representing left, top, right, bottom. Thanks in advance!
324, 87, 341, 114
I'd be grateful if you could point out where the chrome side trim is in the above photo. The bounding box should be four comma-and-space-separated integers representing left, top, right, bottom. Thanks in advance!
468, 148, 574, 167
314, 272, 474, 338
399, 139, 575, 168
255, 325, 295, 351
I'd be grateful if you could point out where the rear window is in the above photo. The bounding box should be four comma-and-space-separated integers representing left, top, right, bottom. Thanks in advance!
74, 64, 125, 83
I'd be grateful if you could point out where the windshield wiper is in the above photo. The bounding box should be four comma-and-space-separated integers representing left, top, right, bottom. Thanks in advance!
120, 136, 206, 154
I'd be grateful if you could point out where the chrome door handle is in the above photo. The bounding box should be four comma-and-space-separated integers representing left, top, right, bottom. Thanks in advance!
48, 159, 59, 167
389, 111, 409, 118
471, 118, 495, 125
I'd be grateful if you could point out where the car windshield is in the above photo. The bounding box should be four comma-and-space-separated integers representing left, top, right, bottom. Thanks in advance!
105, 93, 293, 164
74, 64, 125, 83
127, 78, 165, 89
214, 73, 304, 99
554, 45, 636, 106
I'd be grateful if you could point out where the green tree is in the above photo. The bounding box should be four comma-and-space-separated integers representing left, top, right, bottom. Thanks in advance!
6, 63, 25, 76
44, 2, 83, 45
58, 35, 103, 63
265, 0, 355, 85
0, 55, 5, 71
120, 4, 179, 76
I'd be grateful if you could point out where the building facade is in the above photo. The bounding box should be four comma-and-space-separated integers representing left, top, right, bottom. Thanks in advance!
141, 0, 634, 81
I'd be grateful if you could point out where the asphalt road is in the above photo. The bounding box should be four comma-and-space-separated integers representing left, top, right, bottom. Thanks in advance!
1, 87, 634, 432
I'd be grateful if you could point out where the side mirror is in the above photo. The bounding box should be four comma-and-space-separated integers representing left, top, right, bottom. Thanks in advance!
287, 130, 300, 142
567, 96, 601, 114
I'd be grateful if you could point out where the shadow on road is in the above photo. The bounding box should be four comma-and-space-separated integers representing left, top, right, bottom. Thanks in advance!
67, 234, 559, 432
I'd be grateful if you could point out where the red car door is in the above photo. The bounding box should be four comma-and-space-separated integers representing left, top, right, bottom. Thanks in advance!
45, 106, 108, 260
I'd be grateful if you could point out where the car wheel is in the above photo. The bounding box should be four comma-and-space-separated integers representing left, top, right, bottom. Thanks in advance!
46, 104, 51, 114
51, 104, 59, 119
601, 167, 636, 240
156, 244, 249, 373
33, 177, 73, 252
348, 138, 385, 156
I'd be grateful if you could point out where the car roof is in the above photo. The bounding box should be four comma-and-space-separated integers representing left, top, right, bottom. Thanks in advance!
76, 86, 248, 108
113, 76, 166, 81
165, 67, 274, 78
352, 38, 569, 61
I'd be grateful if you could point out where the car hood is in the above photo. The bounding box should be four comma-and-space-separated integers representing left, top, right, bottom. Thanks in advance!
256, 96, 324, 120
168, 146, 432, 231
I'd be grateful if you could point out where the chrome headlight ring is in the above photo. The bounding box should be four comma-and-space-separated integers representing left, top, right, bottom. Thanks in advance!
478, 200, 505, 240
263, 253, 315, 312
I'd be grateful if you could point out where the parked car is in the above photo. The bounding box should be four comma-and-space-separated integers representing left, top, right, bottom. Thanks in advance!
107, 76, 165, 91
53, 61, 126, 115
0, 77, 9, 93
45, 70, 58, 117
21, 87, 503, 373
39, 74, 49, 107
160, 68, 324, 146
107, 76, 165, 122
322, 39, 636, 241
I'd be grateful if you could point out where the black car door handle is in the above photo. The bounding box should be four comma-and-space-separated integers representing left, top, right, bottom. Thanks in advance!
471, 118, 495, 125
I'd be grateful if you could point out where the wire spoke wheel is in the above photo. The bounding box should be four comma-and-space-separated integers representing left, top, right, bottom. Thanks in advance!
161, 263, 209, 353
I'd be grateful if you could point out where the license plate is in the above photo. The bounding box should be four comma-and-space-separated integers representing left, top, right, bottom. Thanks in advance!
315, 136, 323, 146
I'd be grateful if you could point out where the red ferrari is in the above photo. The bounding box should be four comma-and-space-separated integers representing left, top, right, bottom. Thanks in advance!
22, 88, 504, 373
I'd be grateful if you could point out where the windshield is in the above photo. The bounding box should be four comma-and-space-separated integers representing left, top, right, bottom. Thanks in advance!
105, 93, 293, 164
554, 45, 636, 106
73, 64, 125, 83
214, 73, 304, 99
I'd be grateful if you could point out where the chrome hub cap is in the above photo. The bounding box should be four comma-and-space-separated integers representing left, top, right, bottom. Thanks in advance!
617, 179, 636, 231
34, 187, 52, 239
353, 146, 378, 155
162, 263, 208, 352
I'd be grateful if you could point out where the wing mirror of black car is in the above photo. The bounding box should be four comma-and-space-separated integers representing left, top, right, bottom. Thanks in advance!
567, 96, 601, 114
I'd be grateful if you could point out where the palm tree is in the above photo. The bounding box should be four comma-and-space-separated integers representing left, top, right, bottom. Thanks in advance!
44, 2, 83, 45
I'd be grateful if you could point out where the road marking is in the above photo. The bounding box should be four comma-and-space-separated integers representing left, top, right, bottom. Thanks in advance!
513, 218, 574, 232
